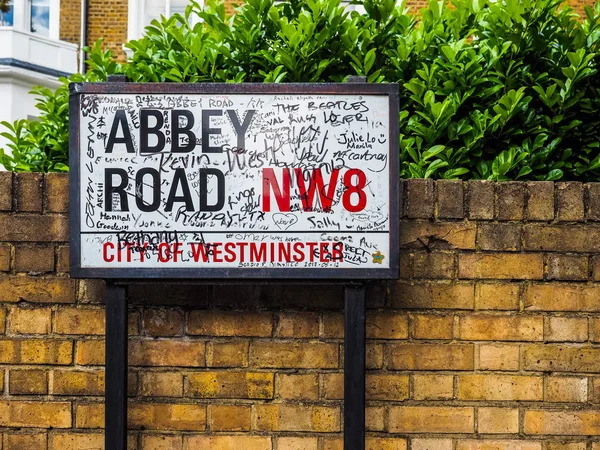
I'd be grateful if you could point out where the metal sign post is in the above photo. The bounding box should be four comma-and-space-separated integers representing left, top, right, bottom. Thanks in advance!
68, 79, 399, 450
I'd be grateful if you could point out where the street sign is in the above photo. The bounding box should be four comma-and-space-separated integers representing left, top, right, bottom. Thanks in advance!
69, 83, 399, 278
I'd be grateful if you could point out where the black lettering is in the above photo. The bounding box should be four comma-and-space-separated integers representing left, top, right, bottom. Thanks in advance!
226, 109, 255, 150
105, 110, 134, 153
105, 168, 129, 211
165, 168, 194, 211
172, 110, 196, 153
199, 168, 225, 212
202, 110, 222, 153
135, 168, 161, 212
140, 109, 165, 153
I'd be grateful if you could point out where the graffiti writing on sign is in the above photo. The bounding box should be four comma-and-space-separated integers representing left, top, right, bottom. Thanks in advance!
76, 89, 394, 273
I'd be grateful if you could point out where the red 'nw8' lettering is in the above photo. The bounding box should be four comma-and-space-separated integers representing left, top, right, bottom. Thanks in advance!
262, 168, 367, 213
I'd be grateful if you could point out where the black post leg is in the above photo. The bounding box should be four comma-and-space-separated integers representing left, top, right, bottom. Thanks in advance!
344, 284, 366, 450
105, 281, 128, 450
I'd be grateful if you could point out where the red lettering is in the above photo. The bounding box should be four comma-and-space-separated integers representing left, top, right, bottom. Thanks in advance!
103, 242, 115, 262
250, 242, 267, 262
138, 243, 148, 262
262, 168, 290, 212
190, 243, 209, 262
238, 242, 248, 262
213, 243, 222, 263
224, 242, 237, 262
296, 168, 339, 212
278, 243, 291, 261
292, 242, 304, 262
172, 242, 183, 262
307, 242, 318, 262
342, 169, 367, 212
158, 242, 170, 262
332, 242, 344, 262
319, 242, 329, 262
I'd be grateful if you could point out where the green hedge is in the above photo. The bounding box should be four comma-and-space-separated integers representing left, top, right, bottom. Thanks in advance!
2, 0, 600, 180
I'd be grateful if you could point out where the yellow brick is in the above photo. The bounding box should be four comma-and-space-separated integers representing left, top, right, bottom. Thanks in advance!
411, 439, 452, 450
389, 406, 474, 433
208, 405, 250, 431
387, 343, 474, 370
366, 438, 407, 450
366, 406, 385, 431
250, 342, 338, 369
130, 340, 205, 367
391, 282, 475, 310
367, 312, 408, 339
55, 308, 105, 335
53, 369, 104, 395
478, 344, 520, 371
524, 410, 600, 435
277, 312, 319, 338
459, 315, 543, 341
0, 277, 75, 303
459, 253, 544, 279
188, 311, 272, 337
413, 374, 454, 400
322, 437, 343, 450
206, 341, 248, 368
0, 401, 71, 428
129, 403, 206, 431
546, 317, 588, 342
77, 340, 105, 365
367, 343, 384, 369
142, 309, 184, 337
478, 408, 519, 434
9, 307, 51, 334
254, 404, 340, 432
366, 374, 409, 400
475, 283, 520, 310
457, 441, 542, 450
6, 433, 47, 450
412, 252, 455, 278
0, 339, 72, 364
401, 222, 476, 249
592, 318, 600, 342
186, 372, 274, 399
544, 442, 586, 450
593, 378, 600, 403
9, 369, 47, 394
75, 403, 104, 428
524, 284, 600, 311
523, 345, 600, 372
457, 374, 543, 401
546, 377, 587, 402
48, 433, 104, 450
322, 373, 343, 400
276, 437, 318, 450
183, 436, 271, 450
412, 314, 453, 339
140, 372, 183, 397
0, 307, 5, 333
278, 373, 319, 400
141, 434, 182, 450
321, 313, 343, 338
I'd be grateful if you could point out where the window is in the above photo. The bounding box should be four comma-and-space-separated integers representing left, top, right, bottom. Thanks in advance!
30, 0, 50, 35
1, 0, 14, 26
128, 0, 200, 41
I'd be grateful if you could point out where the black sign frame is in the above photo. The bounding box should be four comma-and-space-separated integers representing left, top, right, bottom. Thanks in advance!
69, 82, 400, 280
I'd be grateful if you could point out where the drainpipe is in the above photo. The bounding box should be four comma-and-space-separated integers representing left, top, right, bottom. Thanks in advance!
79, 0, 88, 74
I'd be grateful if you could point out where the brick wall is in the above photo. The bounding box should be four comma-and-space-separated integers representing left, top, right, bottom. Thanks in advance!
1, 173, 600, 449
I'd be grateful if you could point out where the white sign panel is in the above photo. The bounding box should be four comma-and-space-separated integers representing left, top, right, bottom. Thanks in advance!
70, 83, 399, 279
